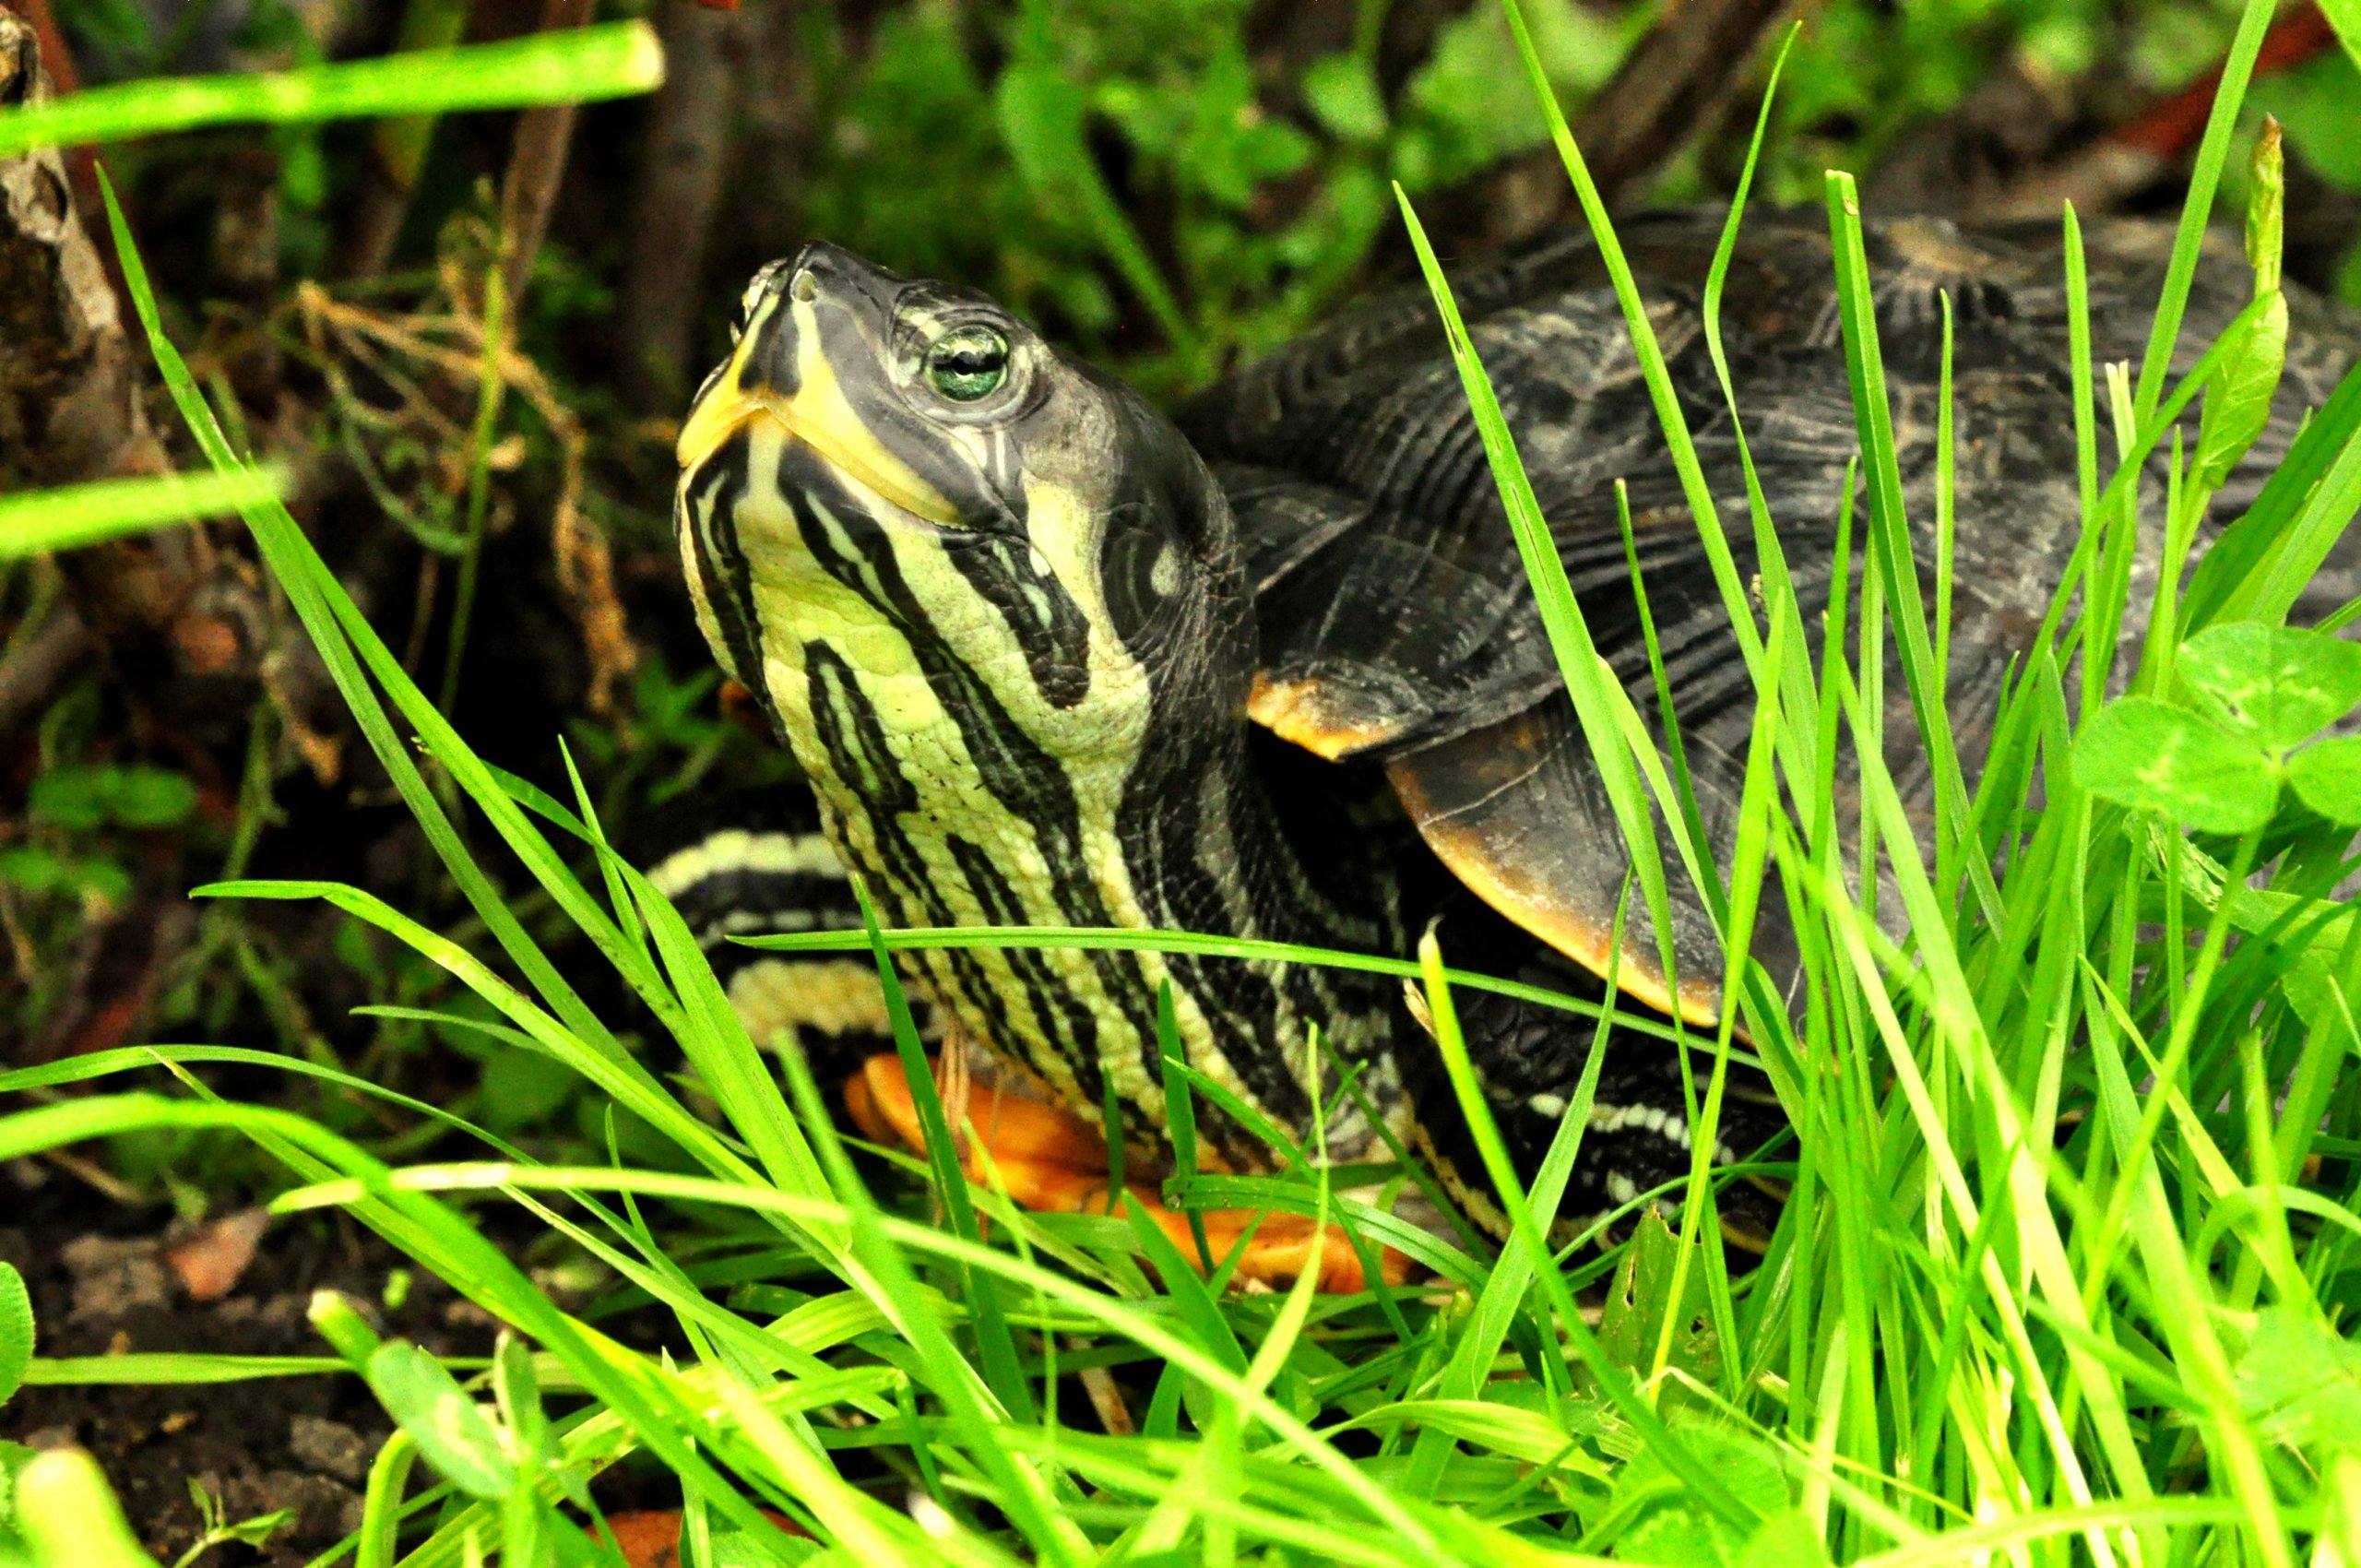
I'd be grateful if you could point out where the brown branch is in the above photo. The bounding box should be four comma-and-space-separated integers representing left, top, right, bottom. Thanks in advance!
0, 12, 295, 763
1571, 0, 1801, 208
1381, 0, 1807, 264
336, 0, 475, 281
496, 0, 597, 308
0, 600, 90, 735
616, 0, 748, 413
0, 9, 164, 488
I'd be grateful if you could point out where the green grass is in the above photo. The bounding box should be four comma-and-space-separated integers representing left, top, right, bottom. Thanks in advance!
0, 470, 285, 559
0, 23, 661, 160
3, 3, 2361, 1564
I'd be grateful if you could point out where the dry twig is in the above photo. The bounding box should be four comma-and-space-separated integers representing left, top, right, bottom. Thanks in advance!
497, 0, 599, 308
291, 268, 637, 714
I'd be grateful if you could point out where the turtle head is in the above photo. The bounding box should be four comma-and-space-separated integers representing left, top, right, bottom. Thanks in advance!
674, 243, 1252, 762
673, 246, 1401, 1170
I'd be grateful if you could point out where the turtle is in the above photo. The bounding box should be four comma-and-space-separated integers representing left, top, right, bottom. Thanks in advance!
664, 208, 2360, 1280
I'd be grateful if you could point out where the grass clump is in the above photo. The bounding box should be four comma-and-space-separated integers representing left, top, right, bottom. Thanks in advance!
3, 2, 2360, 1565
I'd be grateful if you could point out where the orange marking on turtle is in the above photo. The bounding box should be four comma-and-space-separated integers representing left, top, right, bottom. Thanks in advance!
846, 1054, 1405, 1292
1246, 673, 1408, 761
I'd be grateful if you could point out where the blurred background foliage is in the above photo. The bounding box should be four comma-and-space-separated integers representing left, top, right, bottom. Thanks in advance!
47, 0, 2361, 402
4, 0, 2358, 1157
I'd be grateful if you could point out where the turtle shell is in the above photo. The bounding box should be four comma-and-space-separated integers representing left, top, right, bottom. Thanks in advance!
1177, 208, 2361, 1022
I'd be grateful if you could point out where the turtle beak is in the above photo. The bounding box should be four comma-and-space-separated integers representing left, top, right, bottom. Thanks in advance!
674, 261, 802, 473
676, 246, 959, 527
674, 354, 767, 473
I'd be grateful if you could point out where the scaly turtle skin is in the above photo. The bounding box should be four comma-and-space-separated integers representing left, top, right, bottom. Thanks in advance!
669, 209, 2357, 1246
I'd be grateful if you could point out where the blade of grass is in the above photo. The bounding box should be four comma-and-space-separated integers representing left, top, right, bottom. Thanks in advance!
0, 1094, 800, 1546
1155, 979, 1220, 1275
1394, 186, 1702, 1030
0, 22, 663, 158
1412, 932, 1757, 1531
1821, 171, 1992, 935
0, 469, 284, 558
2128, 0, 2279, 422
852, 876, 1039, 1427
742, 923, 1698, 1048
1697, 23, 1826, 810
1397, 882, 1634, 1497
278, 1158, 1460, 1562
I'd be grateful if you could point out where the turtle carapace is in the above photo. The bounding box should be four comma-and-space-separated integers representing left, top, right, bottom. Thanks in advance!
670, 210, 2359, 1273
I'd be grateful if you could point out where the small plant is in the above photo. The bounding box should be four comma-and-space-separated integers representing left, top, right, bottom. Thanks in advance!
2076, 620, 2361, 831
171, 1481, 291, 1568
0, 762, 195, 911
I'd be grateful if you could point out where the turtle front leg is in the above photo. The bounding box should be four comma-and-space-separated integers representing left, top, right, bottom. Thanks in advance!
842, 1052, 1406, 1294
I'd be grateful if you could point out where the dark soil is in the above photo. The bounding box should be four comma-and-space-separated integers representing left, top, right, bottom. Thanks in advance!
0, 1162, 495, 1565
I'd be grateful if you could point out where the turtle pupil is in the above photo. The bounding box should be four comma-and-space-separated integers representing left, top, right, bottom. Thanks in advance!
926, 327, 1010, 402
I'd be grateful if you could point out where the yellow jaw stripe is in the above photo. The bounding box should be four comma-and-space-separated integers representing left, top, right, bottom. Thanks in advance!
676, 294, 958, 527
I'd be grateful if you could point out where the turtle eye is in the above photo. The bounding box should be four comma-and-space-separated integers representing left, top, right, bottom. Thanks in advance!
924, 326, 1010, 402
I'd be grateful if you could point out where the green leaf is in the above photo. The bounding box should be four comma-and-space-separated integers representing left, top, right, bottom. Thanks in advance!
2179, 622, 2361, 749
2279, 954, 2357, 1054
28, 766, 196, 830
222, 1507, 294, 1548
2180, 360, 2361, 630
1597, 1210, 1723, 1396
491, 1332, 547, 1469
1738, 1510, 1834, 1568
109, 769, 199, 829
1608, 1424, 1793, 1568
1616, 1496, 1743, 1568
0, 848, 68, 895
1177, 44, 1312, 208
25, 773, 107, 830
0, 1262, 32, 1408
0, 848, 132, 903
363, 1342, 516, 1501
2072, 696, 2279, 830
2194, 290, 2288, 495
2289, 735, 2361, 824
2188, 119, 2287, 493
2235, 1305, 2361, 1456
1303, 54, 1387, 143
0, 1440, 32, 1526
